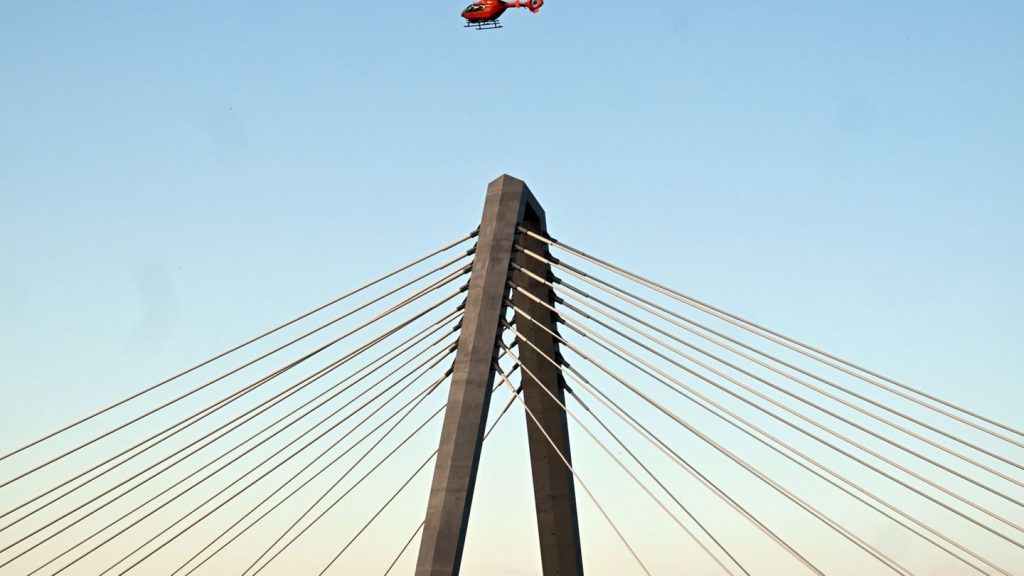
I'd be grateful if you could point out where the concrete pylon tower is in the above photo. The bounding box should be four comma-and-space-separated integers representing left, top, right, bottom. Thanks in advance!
415, 175, 583, 576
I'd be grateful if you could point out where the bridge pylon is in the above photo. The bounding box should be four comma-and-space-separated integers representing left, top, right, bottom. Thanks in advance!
415, 175, 583, 576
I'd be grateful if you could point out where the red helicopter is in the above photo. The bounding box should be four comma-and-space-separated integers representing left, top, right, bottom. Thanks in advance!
462, 0, 543, 29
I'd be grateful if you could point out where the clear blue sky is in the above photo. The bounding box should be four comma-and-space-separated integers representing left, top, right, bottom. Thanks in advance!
1, 2, 1022, 574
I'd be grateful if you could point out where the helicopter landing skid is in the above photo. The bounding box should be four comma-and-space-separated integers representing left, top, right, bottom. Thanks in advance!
465, 19, 502, 30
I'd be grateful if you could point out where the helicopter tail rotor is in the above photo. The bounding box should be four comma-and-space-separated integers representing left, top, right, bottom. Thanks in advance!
509, 0, 543, 13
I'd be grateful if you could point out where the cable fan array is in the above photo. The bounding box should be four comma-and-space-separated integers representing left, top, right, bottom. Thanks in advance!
0, 231, 524, 575
0, 225, 1021, 575
500, 228, 1023, 575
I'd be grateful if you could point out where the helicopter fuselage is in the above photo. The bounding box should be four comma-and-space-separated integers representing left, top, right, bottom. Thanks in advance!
461, 0, 510, 22
461, 0, 542, 26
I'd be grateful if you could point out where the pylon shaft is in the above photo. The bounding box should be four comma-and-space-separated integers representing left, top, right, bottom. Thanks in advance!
513, 222, 584, 576
415, 175, 582, 576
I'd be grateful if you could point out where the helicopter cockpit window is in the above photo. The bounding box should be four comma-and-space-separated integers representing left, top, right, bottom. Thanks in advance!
464, 4, 485, 12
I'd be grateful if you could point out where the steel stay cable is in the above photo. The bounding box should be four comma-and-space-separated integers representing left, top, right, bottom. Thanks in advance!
513, 248, 1024, 479
498, 343, 744, 576
319, 434, 437, 575
515, 248, 1024, 537
502, 337, 743, 575
512, 315, 823, 569
0, 293, 464, 547
380, 367, 526, 576
522, 294, 1024, 548
182, 378, 456, 576
513, 290, 1001, 574
518, 228, 1024, 446
0, 231, 477, 465
513, 261, 1007, 573
5, 335, 460, 576
28, 333, 453, 576
2, 358, 289, 527
5, 306, 465, 573
384, 523, 423, 575
541, 264, 1024, 487
561, 382, 750, 576
167, 344, 461, 576
556, 290, 1024, 511
0, 253, 474, 495
552, 319, 1000, 576
245, 372, 455, 575
509, 295, 912, 575
47, 338, 460, 576
552, 359, 834, 576
1, 272, 469, 566
175, 382, 444, 575
97, 341, 460, 576
96, 347, 459, 576
4, 368, 298, 564
509, 266, 1024, 505
320, 370, 525, 576
517, 300, 1024, 555
549, 289, 1004, 575
504, 322, 828, 576
4, 367, 269, 535
173, 349, 492, 576
572, 366, 1003, 576
245, 355, 512, 576
492, 361, 653, 576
